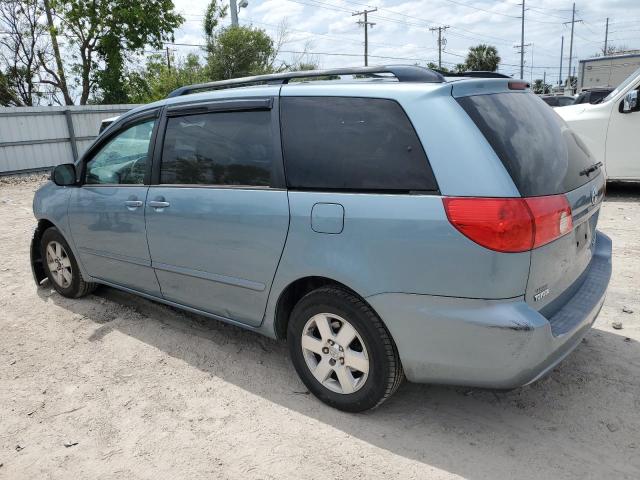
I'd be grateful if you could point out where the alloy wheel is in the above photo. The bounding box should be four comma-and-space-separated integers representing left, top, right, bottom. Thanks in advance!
300, 313, 370, 394
45, 241, 73, 288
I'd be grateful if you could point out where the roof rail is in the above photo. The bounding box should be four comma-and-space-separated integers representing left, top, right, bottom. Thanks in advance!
437, 70, 512, 79
166, 65, 446, 98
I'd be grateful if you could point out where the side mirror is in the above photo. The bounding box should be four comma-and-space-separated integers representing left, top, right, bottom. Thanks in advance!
51, 163, 77, 186
622, 90, 638, 113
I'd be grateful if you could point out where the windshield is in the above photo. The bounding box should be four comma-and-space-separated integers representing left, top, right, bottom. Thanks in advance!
603, 66, 640, 102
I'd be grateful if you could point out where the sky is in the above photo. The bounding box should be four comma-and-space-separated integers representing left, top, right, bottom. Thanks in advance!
170, 0, 640, 84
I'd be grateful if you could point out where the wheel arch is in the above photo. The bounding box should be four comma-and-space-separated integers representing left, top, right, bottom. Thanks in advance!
273, 276, 382, 341
31, 218, 58, 284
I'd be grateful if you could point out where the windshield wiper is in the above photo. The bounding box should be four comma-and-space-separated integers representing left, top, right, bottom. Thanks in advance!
580, 161, 603, 177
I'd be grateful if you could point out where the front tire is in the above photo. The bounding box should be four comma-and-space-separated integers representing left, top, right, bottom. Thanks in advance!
40, 227, 96, 298
287, 286, 404, 412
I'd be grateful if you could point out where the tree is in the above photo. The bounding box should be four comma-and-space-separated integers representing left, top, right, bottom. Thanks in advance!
533, 79, 552, 94
126, 53, 208, 103
0, 0, 50, 105
463, 44, 501, 72
594, 44, 630, 57
207, 26, 275, 80
203, 0, 227, 42
48, 0, 183, 104
0, 69, 22, 105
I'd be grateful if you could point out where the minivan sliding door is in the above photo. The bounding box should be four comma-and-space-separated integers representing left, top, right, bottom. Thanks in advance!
144, 98, 289, 327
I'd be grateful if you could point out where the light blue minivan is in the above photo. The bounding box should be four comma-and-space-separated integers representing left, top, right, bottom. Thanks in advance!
31, 66, 612, 411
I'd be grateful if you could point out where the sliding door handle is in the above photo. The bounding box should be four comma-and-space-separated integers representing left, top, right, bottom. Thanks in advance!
148, 200, 170, 209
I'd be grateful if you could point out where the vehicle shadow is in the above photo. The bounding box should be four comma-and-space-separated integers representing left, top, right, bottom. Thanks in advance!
605, 181, 640, 203
37, 285, 640, 480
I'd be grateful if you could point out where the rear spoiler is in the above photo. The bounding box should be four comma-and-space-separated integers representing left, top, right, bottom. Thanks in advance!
438, 70, 512, 79
451, 78, 531, 98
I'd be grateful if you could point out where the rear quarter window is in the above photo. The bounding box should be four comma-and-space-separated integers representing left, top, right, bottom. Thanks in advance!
456, 92, 595, 196
280, 97, 438, 192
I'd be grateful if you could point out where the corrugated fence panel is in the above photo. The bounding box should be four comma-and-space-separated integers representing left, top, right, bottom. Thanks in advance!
0, 104, 140, 175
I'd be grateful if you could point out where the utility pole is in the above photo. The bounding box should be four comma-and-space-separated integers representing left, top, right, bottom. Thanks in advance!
563, 2, 582, 86
559, 35, 564, 86
604, 17, 609, 55
353, 8, 377, 66
519, 0, 525, 79
513, 43, 531, 79
166, 47, 171, 71
543, 71, 546, 93
429, 25, 449, 69
230, 0, 238, 27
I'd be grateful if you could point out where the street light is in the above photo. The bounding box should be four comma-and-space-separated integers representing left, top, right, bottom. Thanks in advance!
230, 0, 248, 26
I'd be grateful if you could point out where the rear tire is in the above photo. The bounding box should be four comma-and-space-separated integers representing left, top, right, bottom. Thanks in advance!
40, 227, 96, 298
287, 286, 404, 412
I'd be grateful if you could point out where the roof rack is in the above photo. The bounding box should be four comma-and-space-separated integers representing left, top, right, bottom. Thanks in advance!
166, 65, 446, 98
437, 70, 512, 79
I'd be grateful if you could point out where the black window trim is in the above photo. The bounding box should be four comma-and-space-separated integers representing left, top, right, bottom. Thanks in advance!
78, 108, 161, 187
151, 97, 285, 189
279, 95, 440, 195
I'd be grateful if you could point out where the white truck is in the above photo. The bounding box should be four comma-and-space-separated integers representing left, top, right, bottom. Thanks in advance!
556, 67, 640, 181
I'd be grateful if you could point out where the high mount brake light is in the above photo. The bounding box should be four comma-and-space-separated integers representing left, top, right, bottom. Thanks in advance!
508, 81, 530, 90
443, 195, 573, 253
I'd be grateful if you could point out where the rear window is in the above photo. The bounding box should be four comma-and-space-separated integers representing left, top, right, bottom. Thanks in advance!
457, 92, 595, 196
281, 97, 438, 192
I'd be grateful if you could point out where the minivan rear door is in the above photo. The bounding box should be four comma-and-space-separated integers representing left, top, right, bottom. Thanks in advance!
455, 85, 605, 317
144, 97, 289, 327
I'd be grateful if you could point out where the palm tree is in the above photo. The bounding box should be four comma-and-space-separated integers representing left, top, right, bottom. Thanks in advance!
464, 44, 501, 72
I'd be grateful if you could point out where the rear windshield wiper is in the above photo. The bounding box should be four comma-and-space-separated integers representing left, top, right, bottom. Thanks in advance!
580, 161, 603, 177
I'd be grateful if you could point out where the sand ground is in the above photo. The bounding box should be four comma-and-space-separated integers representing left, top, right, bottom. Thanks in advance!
0, 178, 638, 479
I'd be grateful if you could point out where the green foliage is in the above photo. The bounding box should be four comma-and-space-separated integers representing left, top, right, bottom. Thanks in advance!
292, 62, 319, 71
531, 78, 552, 94
0, 69, 22, 106
204, 0, 228, 41
463, 44, 501, 72
96, 34, 128, 104
126, 53, 209, 103
426, 62, 452, 74
51, 0, 183, 103
533, 79, 552, 94
206, 26, 275, 80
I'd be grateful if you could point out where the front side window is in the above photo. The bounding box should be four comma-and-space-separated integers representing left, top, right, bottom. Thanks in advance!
85, 119, 155, 185
280, 97, 438, 192
160, 110, 273, 186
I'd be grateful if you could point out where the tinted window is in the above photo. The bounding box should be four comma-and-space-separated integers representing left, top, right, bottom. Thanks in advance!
281, 97, 437, 191
86, 120, 154, 185
160, 111, 272, 186
457, 92, 595, 196
557, 97, 576, 106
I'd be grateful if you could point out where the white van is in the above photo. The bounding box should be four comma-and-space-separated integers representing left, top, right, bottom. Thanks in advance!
556, 67, 640, 181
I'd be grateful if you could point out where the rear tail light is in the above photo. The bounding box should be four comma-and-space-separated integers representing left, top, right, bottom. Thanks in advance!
443, 195, 573, 253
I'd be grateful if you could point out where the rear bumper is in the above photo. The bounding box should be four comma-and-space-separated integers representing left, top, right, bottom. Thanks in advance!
366, 231, 612, 388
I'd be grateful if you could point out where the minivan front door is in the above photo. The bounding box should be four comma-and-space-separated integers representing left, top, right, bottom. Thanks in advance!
68, 115, 161, 295
145, 101, 289, 327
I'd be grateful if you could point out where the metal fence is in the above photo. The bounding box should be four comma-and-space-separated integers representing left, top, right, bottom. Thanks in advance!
0, 104, 140, 175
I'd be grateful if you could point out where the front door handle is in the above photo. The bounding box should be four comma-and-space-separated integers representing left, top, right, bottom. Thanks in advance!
148, 200, 170, 209
124, 200, 143, 210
